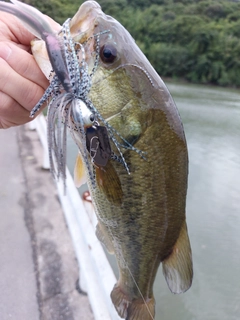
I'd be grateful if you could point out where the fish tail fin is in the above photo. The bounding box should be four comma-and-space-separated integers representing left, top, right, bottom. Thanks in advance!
126, 298, 155, 320
111, 284, 155, 320
162, 220, 193, 294
0, 0, 53, 40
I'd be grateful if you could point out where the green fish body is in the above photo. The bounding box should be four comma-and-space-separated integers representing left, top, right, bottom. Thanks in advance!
0, 1, 193, 319
71, 3, 193, 319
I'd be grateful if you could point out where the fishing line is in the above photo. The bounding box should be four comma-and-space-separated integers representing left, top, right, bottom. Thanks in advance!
27, 12, 154, 318
123, 263, 154, 320
72, 27, 146, 172
103, 224, 155, 320
84, 98, 131, 174
30, 18, 145, 185
74, 30, 154, 316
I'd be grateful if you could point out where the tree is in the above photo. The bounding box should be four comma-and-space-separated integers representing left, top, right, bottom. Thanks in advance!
25, 0, 240, 87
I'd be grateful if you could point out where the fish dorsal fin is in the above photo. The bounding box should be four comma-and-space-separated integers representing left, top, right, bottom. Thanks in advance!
74, 152, 87, 188
95, 222, 114, 254
162, 221, 193, 294
95, 162, 123, 206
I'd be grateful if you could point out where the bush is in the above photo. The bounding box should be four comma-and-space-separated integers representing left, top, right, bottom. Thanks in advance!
26, 0, 240, 87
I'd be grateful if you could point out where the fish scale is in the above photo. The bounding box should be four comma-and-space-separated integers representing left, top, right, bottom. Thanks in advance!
0, 1, 193, 319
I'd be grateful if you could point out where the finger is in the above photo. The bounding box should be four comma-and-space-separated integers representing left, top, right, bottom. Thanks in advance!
0, 12, 61, 45
0, 41, 49, 89
0, 91, 46, 129
0, 57, 46, 112
0, 91, 29, 128
0, 13, 35, 45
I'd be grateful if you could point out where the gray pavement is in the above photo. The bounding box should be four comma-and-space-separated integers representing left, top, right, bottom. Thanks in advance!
0, 125, 94, 320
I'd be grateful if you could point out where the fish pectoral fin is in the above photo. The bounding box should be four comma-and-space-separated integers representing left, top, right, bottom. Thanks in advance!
95, 222, 114, 254
96, 162, 123, 206
162, 221, 193, 294
111, 284, 155, 320
74, 153, 87, 188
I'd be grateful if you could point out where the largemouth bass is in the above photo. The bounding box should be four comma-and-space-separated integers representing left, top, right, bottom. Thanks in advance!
0, 1, 193, 319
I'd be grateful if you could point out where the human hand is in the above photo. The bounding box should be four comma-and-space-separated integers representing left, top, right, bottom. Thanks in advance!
0, 12, 59, 129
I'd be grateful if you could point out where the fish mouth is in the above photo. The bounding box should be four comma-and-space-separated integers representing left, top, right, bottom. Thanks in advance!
69, 0, 103, 42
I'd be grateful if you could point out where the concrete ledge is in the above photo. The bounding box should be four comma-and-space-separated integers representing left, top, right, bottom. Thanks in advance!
0, 125, 94, 320
31, 114, 122, 320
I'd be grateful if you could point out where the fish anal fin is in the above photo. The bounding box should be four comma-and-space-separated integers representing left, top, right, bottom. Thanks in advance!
111, 284, 155, 320
96, 161, 123, 206
162, 221, 193, 294
74, 153, 87, 188
95, 222, 114, 254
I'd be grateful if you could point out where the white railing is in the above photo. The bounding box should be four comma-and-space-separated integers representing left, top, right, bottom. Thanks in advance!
29, 114, 122, 320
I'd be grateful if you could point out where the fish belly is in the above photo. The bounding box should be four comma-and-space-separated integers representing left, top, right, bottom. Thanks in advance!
90, 113, 193, 319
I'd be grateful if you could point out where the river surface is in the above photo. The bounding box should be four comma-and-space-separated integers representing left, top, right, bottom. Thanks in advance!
66, 82, 240, 320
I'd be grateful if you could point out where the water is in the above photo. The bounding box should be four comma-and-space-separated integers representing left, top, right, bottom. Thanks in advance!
66, 83, 240, 320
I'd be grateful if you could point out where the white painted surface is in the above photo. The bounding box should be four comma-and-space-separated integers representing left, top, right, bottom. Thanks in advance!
29, 116, 50, 169
32, 114, 122, 320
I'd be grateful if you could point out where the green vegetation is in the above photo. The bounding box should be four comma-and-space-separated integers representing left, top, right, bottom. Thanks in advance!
25, 0, 240, 87
23, 0, 81, 23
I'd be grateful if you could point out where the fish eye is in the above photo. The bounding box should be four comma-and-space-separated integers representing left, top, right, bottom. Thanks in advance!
100, 44, 117, 63
89, 114, 95, 122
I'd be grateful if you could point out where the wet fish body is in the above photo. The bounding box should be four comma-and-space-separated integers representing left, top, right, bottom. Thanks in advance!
0, 1, 193, 319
